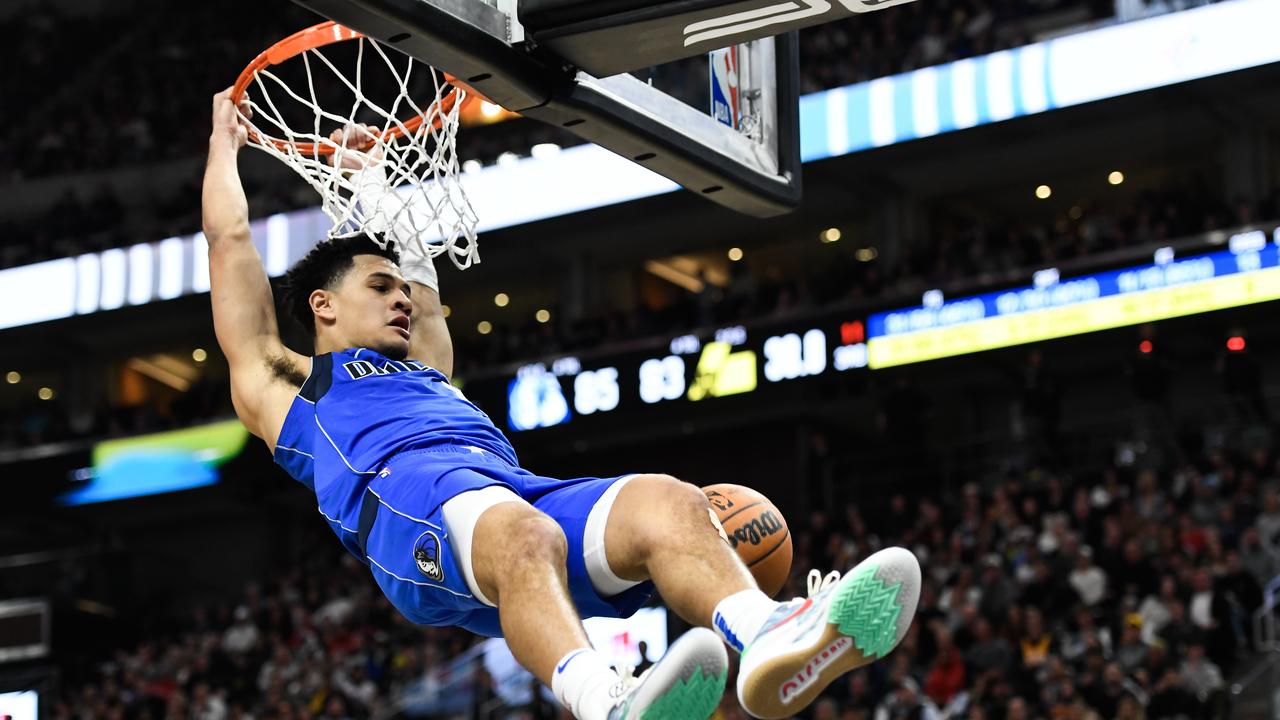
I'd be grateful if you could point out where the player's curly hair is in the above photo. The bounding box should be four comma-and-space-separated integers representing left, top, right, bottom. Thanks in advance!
282, 234, 400, 337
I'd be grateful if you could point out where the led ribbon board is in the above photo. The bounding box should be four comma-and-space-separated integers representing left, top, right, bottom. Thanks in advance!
59, 419, 250, 505
2, 0, 1278, 331
867, 242, 1280, 368
799, 0, 1280, 160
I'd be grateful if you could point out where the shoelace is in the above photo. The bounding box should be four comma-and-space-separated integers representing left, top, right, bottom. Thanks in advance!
807, 568, 842, 597
611, 662, 645, 700
753, 570, 845, 645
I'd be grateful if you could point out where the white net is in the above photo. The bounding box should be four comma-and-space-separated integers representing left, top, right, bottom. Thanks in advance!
236, 29, 480, 269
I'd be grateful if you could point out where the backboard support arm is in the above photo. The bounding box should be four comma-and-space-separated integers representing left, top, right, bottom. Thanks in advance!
519, 0, 918, 78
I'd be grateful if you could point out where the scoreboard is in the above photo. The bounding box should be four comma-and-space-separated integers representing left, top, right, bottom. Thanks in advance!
477, 318, 871, 433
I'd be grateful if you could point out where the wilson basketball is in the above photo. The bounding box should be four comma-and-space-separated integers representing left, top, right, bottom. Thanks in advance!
703, 484, 793, 596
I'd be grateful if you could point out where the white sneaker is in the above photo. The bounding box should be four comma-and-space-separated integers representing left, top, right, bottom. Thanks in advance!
607, 627, 728, 720
736, 547, 921, 719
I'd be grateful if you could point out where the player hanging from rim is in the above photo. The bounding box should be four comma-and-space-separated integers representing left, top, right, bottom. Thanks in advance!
202, 87, 921, 720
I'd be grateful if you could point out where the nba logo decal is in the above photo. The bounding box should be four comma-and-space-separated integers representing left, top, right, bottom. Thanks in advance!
709, 46, 740, 130
413, 531, 445, 581
705, 489, 734, 512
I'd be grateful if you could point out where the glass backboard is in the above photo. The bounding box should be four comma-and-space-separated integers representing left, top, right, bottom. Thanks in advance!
290, 0, 803, 217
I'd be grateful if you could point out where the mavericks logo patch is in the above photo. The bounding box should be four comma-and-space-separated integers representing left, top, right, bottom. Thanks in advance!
413, 531, 445, 582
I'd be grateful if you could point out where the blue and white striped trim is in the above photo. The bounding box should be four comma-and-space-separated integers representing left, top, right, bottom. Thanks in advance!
314, 415, 378, 476
275, 444, 314, 458
366, 555, 473, 598
366, 487, 447, 534
318, 507, 358, 534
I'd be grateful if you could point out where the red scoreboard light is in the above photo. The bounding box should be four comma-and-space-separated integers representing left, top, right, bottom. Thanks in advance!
841, 321, 865, 345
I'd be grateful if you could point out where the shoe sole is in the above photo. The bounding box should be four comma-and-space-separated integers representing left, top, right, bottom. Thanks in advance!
738, 548, 920, 719
632, 628, 728, 720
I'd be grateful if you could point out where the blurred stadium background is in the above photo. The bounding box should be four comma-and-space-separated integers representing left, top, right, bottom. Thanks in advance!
2, 0, 1280, 718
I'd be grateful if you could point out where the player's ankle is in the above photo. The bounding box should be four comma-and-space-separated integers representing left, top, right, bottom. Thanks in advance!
552, 648, 620, 720
712, 588, 779, 653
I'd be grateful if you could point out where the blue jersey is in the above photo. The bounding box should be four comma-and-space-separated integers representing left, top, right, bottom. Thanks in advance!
273, 348, 518, 557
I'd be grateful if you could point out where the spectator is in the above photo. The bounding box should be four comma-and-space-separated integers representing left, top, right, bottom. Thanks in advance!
1147, 667, 1198, 719
1239, 526, 1278, 587
1068, 546, 1108, 607
975, 559, 1017, 622
923, 627, 965, 706
1258, 489, 1280, 556
1080, 663, 1140, 719
1137, 576, 1179, 646
1018, 607, 1053, 671
1116, 539, 1160, 599
190, 682, 228, 720
843, 671, 880, 718
964, 617, 1013, 678
222, 606, 261, 656
1060, 606, 1111, 665
1004, 696, 1029, 720
1178, 642, 1223, 707
1158, 601, 1197, 655
873, 677, 938, 720
1113, 618, 1148, 674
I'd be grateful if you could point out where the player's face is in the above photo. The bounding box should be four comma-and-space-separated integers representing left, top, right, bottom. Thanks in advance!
334, 255, 412, 359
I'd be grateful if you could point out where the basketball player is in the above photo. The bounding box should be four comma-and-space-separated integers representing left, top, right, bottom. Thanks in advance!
203, 88, 921, 720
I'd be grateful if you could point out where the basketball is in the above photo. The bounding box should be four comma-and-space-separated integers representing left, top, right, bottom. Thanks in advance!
703, 483, 793, 597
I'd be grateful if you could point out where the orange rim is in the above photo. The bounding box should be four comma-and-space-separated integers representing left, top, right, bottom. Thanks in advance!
230, 21, 470, 156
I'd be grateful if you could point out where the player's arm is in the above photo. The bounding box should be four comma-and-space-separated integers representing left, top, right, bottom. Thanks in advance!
334, 125, 456, 377
409, 281, 454, 379
203, 89, 308, 439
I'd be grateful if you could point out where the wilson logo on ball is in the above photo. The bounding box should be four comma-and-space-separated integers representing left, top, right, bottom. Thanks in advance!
729, 510, 784, 548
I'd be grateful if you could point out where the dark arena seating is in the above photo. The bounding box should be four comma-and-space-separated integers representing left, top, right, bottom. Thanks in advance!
0, 0, 1278, 719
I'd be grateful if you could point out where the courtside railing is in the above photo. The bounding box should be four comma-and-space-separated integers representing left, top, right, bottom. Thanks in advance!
1228, 573, 1280, 718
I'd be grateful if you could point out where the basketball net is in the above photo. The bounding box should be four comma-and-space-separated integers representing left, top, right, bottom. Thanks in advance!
232, 23, 481, 269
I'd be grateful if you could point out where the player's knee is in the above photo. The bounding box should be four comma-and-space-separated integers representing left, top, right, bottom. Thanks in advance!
629, 473, 711, 522
503, 510, 568, 566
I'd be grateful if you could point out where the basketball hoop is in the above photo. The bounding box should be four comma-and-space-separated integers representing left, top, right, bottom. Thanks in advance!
231, 21, 482, 269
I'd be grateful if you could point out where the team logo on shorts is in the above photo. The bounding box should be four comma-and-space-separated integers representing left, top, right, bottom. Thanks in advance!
413, 531, 445, 582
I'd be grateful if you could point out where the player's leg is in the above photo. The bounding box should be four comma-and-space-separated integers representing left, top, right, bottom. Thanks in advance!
467, 498, 592, 676
444, 485, 727, 720
600, 474, 760, 628
442, 488, 603, 691
598, 474, 795, 677
599, 474, 922, 720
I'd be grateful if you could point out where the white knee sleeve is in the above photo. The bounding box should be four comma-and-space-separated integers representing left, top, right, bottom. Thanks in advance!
583, 475, 643, 597
441, 485, 527, 607
441, 476, 644, 608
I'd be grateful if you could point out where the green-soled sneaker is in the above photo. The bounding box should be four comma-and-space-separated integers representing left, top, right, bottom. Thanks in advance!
736, 547, 921, 719
608, 627, 728, 720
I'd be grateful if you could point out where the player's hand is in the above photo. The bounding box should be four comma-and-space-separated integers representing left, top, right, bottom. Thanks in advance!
210, 88, 250, 152
328, 124, 385, 171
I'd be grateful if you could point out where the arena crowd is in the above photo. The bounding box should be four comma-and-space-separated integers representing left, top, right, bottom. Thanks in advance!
49, 408, 1277, 718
